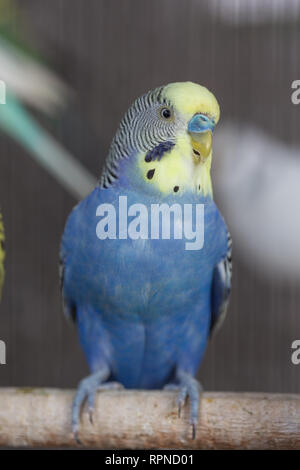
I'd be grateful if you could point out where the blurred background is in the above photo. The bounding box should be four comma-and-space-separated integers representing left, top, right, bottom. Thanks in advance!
0, 0, 300, 393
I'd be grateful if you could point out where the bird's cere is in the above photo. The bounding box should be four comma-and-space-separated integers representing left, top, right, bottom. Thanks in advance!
95, 196, 204, 250
188, 113, 215, 134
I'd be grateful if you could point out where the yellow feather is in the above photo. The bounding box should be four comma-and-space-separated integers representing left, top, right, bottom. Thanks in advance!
138, 82, 219, 197
139, 133, 213, 196
163, 81, 220, 124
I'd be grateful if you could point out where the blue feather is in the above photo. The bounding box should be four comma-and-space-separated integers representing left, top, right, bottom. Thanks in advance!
145, 141, 175, 162
61, 166, 228, 389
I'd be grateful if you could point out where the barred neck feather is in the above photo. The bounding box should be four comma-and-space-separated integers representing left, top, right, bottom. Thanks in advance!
99, 86, 172, 189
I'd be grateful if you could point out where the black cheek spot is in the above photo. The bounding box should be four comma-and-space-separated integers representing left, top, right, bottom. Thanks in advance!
193, 149, 200, 156
147, 169, 155, 180
198, 184, 201, 190
145, 154, 152, 162
173, 186, 179, 193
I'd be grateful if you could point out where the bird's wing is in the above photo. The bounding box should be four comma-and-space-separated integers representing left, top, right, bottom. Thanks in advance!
210, 230, 232, 334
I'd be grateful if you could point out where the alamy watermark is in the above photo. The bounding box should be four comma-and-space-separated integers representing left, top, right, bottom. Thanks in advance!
291, 340, 300, 365
0, 81, 7, 364
0, 340, 6, 365
291, 80, 300, 104
96, 196, 205, 250
0, 80, 6, 104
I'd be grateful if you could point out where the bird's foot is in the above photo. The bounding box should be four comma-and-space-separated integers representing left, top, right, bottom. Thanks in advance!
72, 368, 123, 444
164, 370, 202, 440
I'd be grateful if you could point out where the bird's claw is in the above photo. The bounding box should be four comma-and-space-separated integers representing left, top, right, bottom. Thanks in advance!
88, 381, 124, 426
72, 369, 123, 443
176, 385, 188, 418
165, 371, 202, 439
87, 389, 96, 425
73, 426, 83, 446
88, 406, 94, 425
191, 422, 196, 440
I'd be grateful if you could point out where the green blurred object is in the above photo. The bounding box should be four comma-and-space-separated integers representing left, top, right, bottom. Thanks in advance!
0, 0, 96, 200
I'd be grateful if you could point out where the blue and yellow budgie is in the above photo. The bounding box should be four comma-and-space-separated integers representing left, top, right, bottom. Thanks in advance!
60, 82, 232, 441
0, 212, 4, 301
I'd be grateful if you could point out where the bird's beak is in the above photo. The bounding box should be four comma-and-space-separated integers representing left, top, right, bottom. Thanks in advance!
188, 114, 215, 161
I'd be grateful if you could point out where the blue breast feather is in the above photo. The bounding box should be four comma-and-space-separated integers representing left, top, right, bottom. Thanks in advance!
61, 183, 228, 389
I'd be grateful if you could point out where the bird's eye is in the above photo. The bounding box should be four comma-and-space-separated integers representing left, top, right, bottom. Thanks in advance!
159, 107, 173, 120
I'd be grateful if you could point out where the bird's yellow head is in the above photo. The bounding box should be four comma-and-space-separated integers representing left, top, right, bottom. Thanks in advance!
101, 81, 220, 197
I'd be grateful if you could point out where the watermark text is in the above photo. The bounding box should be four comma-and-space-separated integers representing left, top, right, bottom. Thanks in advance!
0, 340, 6, 365
0, 80, 6, 104
96, 196, 204, 250
291, 80, 300, 104
291, 340, 300, 365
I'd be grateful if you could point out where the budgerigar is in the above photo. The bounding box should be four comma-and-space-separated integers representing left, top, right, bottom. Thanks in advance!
60, 82, 232, 441
0, 212, 5, 300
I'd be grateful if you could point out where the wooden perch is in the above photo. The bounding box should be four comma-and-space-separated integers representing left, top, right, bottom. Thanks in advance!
0, 388, 300, 449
